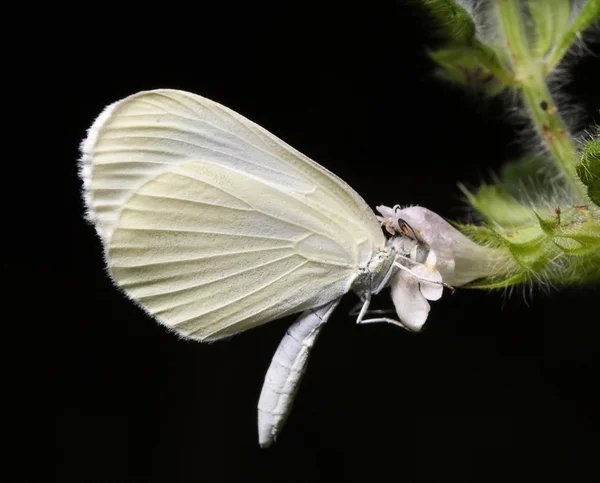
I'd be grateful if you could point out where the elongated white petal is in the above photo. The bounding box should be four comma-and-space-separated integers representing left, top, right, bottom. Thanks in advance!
417, 249, 443, 301
390, 271, 430, 332
424, 248, 437, 269
376, 205, 398, 225
417, 268, 444, 301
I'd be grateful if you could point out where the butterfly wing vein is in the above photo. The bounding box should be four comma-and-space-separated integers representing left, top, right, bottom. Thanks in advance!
81, 89, 385, 340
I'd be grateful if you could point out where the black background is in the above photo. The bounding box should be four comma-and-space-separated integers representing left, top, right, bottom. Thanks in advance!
17, 2, 600, 482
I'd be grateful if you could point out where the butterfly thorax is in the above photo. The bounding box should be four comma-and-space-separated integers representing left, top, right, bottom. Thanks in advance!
351, 247, 396, 299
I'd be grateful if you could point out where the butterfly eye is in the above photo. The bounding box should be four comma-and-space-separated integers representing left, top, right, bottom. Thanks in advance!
400, 223, 410, 235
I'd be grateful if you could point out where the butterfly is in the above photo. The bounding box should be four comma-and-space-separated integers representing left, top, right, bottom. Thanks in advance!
80, 89, 449, 446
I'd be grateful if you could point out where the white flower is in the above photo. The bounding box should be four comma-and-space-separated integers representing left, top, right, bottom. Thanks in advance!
389, 246, 444, 332
377, 205, 505, 287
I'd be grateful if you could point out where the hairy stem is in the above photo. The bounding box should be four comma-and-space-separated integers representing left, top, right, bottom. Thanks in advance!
470, 38, 515, 86
496, 0, 586, 199
496, 0, 532, 72
520, 74, 583, 194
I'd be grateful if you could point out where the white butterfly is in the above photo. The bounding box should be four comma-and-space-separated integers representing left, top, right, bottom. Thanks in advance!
79, 89, 449, 447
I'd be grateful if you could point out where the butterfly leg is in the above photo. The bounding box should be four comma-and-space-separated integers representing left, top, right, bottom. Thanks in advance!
393, 261, 454, 292
354, 293, 410, 330
349, 301, 395, 317
373, 261, 396, 294
357, 316, 411, 331
354, 296, 371, 324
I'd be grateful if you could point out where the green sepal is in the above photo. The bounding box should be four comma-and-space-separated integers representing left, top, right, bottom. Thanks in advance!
534, 212, 558, 235
562, 250, 600, 285
456, 194, 600, 289
552, 239, 598, 257
450, 221, 505, 247
458, 183, 543, 228
463, 271, 530, 289
503, 232, 551, 270
500, 155, 561, 202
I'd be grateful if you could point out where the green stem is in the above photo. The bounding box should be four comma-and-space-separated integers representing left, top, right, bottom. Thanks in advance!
470, 38, 515, 87
519, 75, 582, 195
545, 0, 600, 73
496, 0, 532, 73
496, 0, 586, 200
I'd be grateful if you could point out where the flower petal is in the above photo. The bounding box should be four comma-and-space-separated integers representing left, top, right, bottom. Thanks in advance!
390, 270, 431, 332
375, 205, 398, 224
424, 248, 437, 269
417, 268, 444, 301
416, 249, 443, 301
378, 205, 510, 286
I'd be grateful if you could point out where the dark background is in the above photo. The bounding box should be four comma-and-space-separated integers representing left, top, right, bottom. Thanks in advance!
16, 2, 600, 482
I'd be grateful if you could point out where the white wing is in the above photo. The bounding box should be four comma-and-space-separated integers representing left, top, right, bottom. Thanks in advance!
109, 161, 359, 340
80, 89, 382, 258
80, 89, 385, 340
258, 299, 340, 447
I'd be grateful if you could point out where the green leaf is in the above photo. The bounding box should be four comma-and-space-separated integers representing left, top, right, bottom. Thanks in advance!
428, 46, 508, 95
577, 128, 600, 185
417, 0, 514, 92
528, 0, 571, 58
588, 184, 600, 207
545, 0, 600, 72
576, 128, 600, 206
416, 0, 476, 44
